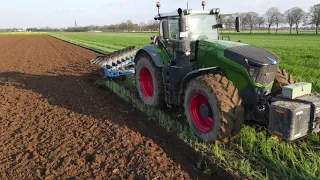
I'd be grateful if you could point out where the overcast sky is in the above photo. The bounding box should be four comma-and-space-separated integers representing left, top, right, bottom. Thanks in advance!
0, 0, 318, 28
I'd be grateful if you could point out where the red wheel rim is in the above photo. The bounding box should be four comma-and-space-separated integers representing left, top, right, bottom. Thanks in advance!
139, 67, 154, 98
189, 92, 213, 132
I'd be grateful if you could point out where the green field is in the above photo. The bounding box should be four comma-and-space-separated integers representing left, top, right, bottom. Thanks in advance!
50, 32, 320, 180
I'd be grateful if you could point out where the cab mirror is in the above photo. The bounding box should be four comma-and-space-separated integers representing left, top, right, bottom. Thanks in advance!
235, 17, 240, 32
162, 21, 169, 39
212, 24, 224, 29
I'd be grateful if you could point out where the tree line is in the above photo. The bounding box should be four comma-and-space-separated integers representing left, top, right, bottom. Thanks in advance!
1, 4, 319, 34
0, 20, 159, 33
222, 4, 320, 34
65, 20, 159, 32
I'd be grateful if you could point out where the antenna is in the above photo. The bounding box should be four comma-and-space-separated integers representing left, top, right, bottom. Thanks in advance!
187, 2, 188, 9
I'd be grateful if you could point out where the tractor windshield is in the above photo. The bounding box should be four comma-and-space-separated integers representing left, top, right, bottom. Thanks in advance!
186, 14, 218, 41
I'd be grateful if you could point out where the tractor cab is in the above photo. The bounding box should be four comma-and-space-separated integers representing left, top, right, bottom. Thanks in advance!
155, 9, 222, 58
154, 2, 240, 63
156, 10, 220, 42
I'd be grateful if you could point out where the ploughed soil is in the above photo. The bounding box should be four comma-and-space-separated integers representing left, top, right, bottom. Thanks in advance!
0, 35, 231, 179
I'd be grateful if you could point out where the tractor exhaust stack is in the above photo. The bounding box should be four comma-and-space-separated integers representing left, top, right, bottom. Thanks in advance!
178, 8, 187, 41
173, 8, 191, 67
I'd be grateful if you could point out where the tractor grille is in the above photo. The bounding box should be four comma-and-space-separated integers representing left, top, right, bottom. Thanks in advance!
254, 64, 277, 86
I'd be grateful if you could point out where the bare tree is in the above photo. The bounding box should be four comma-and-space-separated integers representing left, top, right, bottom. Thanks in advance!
219, 15, 226, 25
147, 20, 159, 31
291, 7, 305, 34
265, 7, 280, 34
285, 9, 295, 34
126, 20, 133, 31
224, 16, 235, 32
307, 4, 320, 34
274, 13, 284, 33
245, 12, 259, 34
257, 16, 265, 33
139, 22, 146, 31
219, 15, 227, 33
239, 13, 249, 32
118, 22, 127, 31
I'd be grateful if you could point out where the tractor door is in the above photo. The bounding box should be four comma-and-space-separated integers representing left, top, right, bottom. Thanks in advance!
160, 17, 179, 58
160, 17, 197, 62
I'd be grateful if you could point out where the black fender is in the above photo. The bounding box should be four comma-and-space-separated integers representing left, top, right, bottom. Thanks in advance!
135, 45, 165, 67
179, 67, 223, 105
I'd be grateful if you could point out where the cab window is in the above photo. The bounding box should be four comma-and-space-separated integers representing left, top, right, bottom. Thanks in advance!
168, 18, 179, 40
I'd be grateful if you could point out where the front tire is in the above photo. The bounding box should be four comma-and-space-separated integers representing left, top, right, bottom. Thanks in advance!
135, 53, 165, 108
271, 68, 295, 94
183, 74, 244, 143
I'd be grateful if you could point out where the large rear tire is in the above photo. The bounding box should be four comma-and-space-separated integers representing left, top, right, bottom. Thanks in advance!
271, 68, 295, 94
135, 53, 165, 108
183, 74, 244, 143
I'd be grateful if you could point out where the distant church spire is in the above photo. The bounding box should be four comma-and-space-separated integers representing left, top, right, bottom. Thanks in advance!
74, 20, 77, 27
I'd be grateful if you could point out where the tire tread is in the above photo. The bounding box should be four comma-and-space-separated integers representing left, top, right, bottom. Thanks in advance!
185, 74, 244, 142
271, 68, 296, 94
135, 53, 165, 108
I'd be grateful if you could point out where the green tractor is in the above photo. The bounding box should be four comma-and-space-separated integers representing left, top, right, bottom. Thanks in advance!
92, 2, 320, 142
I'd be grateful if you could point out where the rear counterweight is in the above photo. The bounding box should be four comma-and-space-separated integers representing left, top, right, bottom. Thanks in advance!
268, 99, 311, 140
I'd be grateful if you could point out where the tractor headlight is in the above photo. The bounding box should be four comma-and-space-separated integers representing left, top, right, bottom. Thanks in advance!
245, 58, 258, 82
210, 8, 220, 14
184, 9, 193, 15
249, 67, 258, 82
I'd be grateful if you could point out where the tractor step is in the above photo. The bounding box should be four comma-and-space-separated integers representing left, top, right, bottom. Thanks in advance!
90, 46, 136, 78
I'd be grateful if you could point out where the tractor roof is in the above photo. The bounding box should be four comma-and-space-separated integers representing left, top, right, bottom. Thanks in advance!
154, 9, 213, 20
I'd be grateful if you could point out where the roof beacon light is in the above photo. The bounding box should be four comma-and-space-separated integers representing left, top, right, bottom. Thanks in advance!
156, 1, 161, 8
156, 2, 161, 16
202, 1, 206, 11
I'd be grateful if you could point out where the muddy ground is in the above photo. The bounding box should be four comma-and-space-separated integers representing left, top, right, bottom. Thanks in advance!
0, 35, 231, 179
